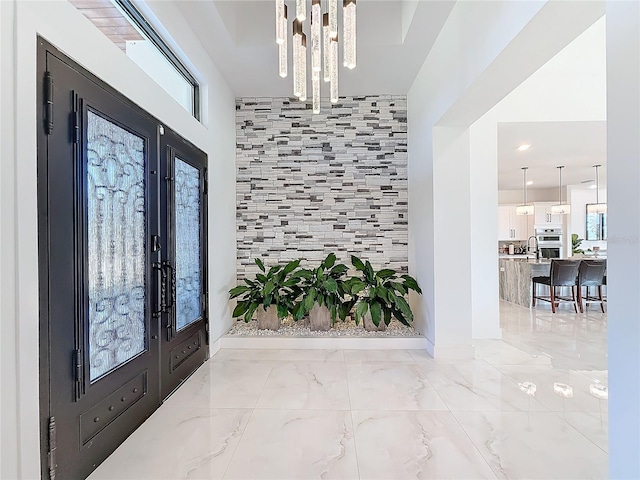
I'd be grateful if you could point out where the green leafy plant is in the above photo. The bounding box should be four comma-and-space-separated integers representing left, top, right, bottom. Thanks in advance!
292, 253, 349, 323
229, 258, 302, 322
571, 233, 592, 254
345, 255, 422, 328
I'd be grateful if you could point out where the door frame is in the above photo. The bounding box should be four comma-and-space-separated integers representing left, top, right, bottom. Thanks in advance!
37, 37, 209, 479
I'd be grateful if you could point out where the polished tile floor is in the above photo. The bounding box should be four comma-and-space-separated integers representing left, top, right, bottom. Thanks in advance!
90, 301, 608, 479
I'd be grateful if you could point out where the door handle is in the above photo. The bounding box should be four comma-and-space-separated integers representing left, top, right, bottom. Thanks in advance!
163, 260, 176, 309
153, 261, 167, 318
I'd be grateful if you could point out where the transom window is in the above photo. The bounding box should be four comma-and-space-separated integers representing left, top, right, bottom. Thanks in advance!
70, 0, 200, 120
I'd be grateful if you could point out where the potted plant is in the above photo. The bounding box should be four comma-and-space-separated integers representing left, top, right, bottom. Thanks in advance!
229, 258, 302, 330
292, 253, 348, 331
347, 255, 422, 331
572, 233, 585, 255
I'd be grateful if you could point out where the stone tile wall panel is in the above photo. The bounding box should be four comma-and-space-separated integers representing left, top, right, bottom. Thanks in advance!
236, 95, 408, 278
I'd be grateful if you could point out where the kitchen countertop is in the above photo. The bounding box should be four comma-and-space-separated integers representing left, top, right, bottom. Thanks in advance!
499, 258, 550, 307
500, 257, 550, 264
499, 257, 607, 308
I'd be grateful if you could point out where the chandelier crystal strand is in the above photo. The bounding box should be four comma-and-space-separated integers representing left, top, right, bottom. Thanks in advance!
276, 0, 285, 44
343, 0, 356, 69
329, 0, 338, 38
311, 0, 321, 73
296, 0, 306, 22
313, 71, 320, 113
293, 19, 303, 97
278, 5, 288, 78
299, 33, 307, 101
330, 35, 338, 103
323, 13, 330, 82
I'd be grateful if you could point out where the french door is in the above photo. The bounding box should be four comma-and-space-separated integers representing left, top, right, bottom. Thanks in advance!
37, 39, 208, 480
158, 129, 209, 399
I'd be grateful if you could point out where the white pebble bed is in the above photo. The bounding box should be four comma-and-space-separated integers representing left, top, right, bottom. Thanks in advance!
226, 316, 421, 337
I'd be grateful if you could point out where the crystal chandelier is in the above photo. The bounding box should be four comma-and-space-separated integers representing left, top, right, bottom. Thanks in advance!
275, 0, 356, 113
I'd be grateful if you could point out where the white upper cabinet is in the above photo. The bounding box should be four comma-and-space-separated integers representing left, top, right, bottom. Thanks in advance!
533, 202, 562, 226
498, 205, 534, 240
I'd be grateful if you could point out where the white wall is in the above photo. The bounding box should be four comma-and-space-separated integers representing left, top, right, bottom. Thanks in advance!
125, 40, 193, 113
498, 188, 558, 204
606, 1, 640, 476
0, 1, 236, 477
407, 0, 604, 357
470, 114, 501, 339
0, 1, 19, 477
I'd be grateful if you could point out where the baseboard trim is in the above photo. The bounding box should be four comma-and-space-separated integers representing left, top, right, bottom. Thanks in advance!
219, 336, 428, 350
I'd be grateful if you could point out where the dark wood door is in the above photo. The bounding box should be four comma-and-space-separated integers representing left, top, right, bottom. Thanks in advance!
158, 129, 209, 399
37, 40, 208, 480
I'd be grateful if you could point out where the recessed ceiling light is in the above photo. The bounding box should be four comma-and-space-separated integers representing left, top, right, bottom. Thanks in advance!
526, 180, 533, 185
517, 144, 531, 151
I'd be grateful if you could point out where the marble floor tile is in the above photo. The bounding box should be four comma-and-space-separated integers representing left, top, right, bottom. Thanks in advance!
474, 339, 553, 366
163, 361, 273, 409
561, 411, 608, 453
223, 409, 359, 480
347, 363, 448, 411
277, 349, 344, 362
417, 363, 549, 412
255, 361, 350, 410
343, 349, 416, 364
88, 407, 251, 480
352, 410, 497, 479
210, 348, 281, 362
90, 298, 608, 480
411, 351, 491, 366
453, 411, 608, 479
496, 365, 608, 413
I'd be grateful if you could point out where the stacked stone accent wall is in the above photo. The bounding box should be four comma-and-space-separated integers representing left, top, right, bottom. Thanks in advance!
235, 95, 408, 278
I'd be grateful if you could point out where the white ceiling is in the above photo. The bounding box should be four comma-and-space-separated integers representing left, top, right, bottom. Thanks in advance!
496, 17, 606, 192
497, 121, 607, 191
177, 0, 455, 97
171, 1, 607, 192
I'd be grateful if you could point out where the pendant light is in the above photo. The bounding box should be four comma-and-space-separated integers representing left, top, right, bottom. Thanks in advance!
343, 0, 356, 69
292, 19, 305, 99
587, 164, 607, 214
516, 167, 534, 215
275, 0, 285, 44
296, 0, 306, 21
278, 5, 288, 78
550, 166, 570, 215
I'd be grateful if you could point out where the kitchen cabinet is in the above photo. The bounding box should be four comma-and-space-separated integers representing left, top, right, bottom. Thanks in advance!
533, 202, 562, 226
498, 205, 533, 240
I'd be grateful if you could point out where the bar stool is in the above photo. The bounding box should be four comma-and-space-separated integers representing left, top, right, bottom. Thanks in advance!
577, 260, 607, 313
532, 259, 581, 313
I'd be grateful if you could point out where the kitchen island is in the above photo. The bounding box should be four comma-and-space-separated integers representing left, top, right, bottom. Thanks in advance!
499, 258, 551, 307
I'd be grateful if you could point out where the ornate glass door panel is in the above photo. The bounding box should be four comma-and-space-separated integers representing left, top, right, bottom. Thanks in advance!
174, 157, 203, 331
160, 134, 208, 400
39, 44, 160, 480
87, 110, 147, 381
